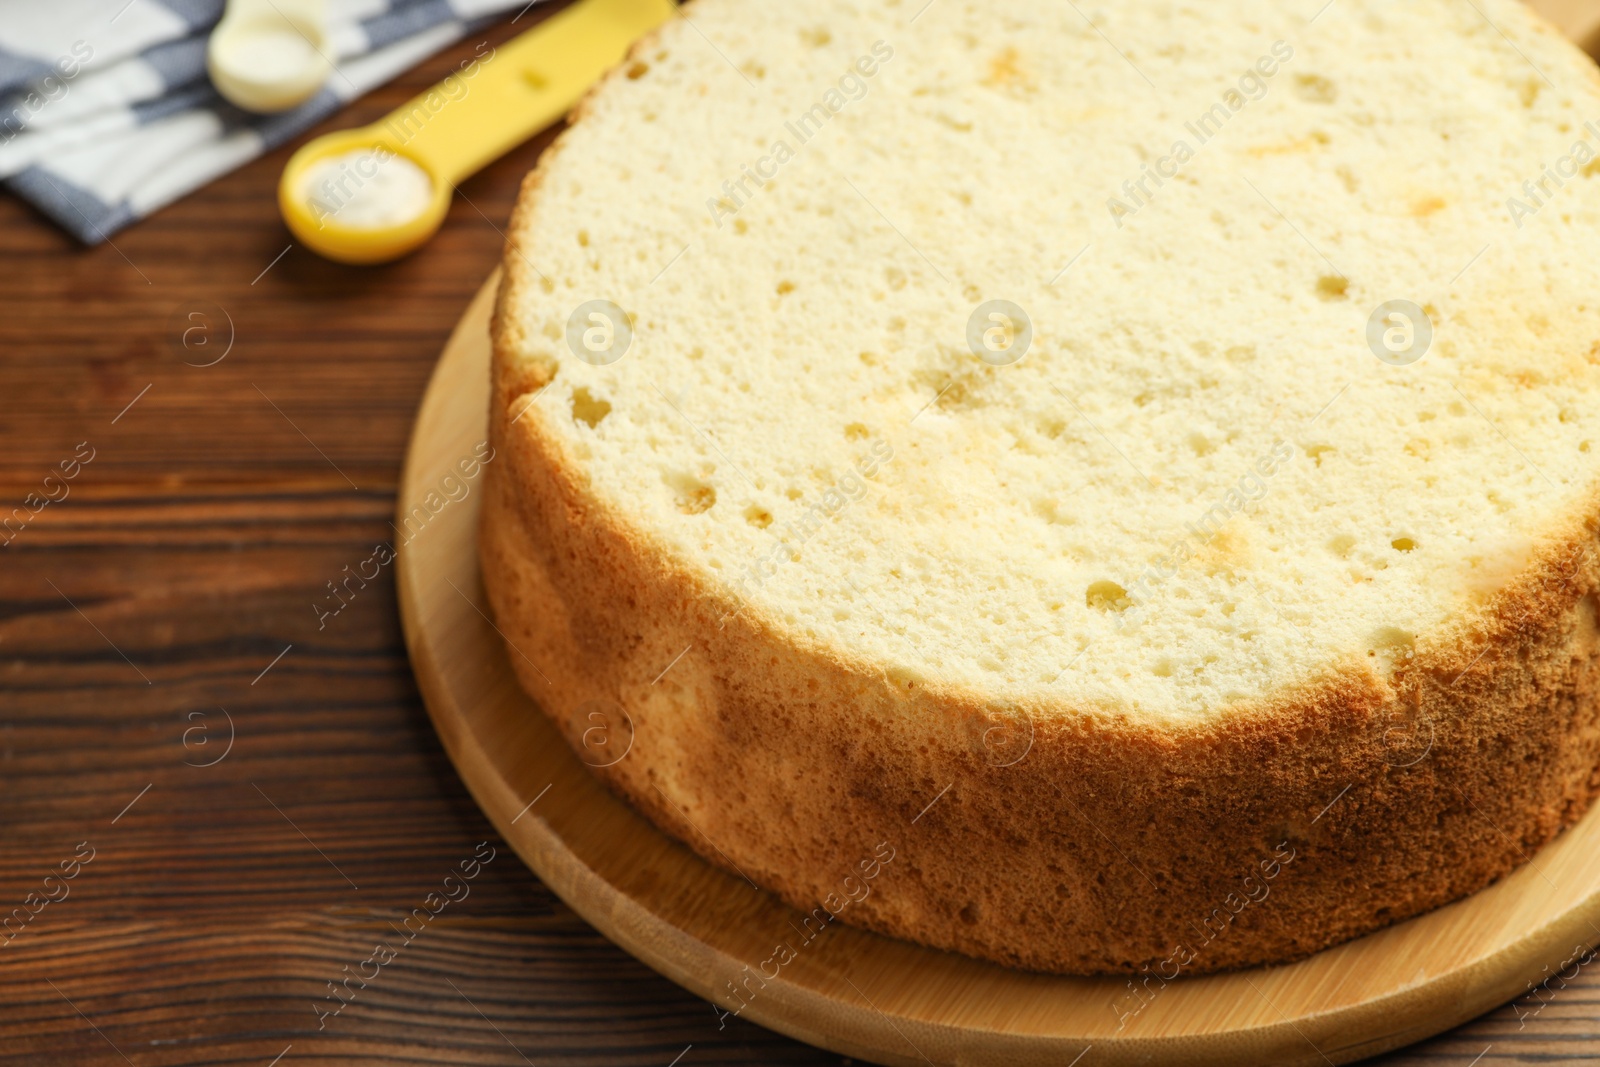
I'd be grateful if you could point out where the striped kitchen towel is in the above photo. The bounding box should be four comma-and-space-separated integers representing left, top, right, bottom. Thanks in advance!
0, 0, 531, 243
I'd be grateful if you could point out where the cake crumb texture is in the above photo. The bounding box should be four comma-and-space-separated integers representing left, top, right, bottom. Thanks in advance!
484, 0, 1600, 974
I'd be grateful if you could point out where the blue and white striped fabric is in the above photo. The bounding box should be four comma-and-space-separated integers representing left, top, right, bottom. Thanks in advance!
0, 0, 528, 243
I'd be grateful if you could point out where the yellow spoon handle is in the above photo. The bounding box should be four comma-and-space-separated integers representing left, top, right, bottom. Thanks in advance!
377, 0, 675, 186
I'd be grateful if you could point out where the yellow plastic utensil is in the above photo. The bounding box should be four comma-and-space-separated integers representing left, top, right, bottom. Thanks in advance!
279, 0, 675, 265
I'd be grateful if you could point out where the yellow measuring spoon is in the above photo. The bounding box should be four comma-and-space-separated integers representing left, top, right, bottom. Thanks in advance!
279, 0, 674, 264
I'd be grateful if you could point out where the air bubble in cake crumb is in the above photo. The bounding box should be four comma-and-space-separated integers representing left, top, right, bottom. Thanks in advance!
1086, 580, 1130, 612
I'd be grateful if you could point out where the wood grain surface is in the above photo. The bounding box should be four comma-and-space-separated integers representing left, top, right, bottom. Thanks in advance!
3, 4, 1600, 1065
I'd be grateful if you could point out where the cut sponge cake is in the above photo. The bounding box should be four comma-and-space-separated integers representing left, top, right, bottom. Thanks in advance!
483, 0, 1600, 976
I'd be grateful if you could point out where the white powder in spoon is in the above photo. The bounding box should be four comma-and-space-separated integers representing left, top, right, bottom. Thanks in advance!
301, 147, 433, 229
217, 26, 318, 83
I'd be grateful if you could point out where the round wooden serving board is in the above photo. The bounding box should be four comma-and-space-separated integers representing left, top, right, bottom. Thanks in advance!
397, 273, 1600, 1067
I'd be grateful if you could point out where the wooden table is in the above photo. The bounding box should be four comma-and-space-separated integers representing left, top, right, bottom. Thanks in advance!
3, 8, 1599, 1065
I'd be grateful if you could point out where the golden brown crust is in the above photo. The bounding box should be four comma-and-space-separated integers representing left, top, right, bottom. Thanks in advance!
480, 0, 1600, 977
480, 357, 1600, 975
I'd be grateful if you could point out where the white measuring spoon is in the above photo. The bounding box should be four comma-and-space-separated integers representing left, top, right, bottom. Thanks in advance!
208, 0, 331, 113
